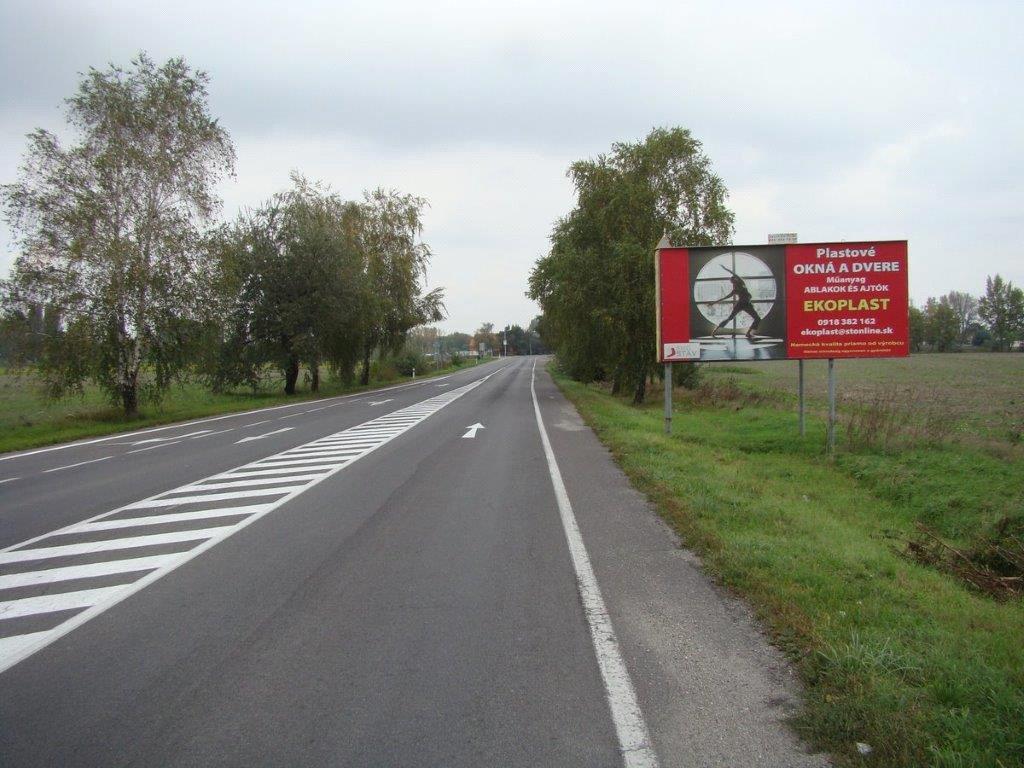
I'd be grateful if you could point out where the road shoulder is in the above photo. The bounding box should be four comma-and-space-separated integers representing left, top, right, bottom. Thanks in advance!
533, 363, 830, 768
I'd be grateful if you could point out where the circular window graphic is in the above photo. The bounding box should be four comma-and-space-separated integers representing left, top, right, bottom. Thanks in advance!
694, 251, 777, 327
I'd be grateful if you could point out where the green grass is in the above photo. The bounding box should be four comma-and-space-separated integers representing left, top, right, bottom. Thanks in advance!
552, 361, 1024, 767
0, 360, 493, 455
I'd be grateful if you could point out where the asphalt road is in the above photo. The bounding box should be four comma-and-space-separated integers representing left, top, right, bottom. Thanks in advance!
0, 357, 829, 767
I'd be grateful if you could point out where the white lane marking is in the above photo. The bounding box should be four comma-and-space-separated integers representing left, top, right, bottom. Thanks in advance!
303, 438, 380, 445
189, 428, 234, 439
0, 477, 21, 485
462, 422, 485, 439
186, 476, 316, 491
368, 399, 393, 406
0, 585, 131, 619
69, 505, 273, 532
0, 528, 231, 565
247, 457, 358, 470
278, 413, 302, 419
131, 430, 211, 446
0, 366, 510, 674
269, 450, 363, 461
283, 444, 369, 453
131, 487, 303, 508
126, 441, 182, 455
244, 419, 272, 428
0, 555, 180, 590
530, 361, 659, 768
235, 427, 294, 444
214, 465, 336, 478
0, 632, 52, 661
42, 456, 112, 474
0, 363, 504, 462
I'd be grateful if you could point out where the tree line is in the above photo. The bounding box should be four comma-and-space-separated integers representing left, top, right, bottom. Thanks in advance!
401, 320, 547, 370
910, 277, 1024, 352
0, 54, 443, 415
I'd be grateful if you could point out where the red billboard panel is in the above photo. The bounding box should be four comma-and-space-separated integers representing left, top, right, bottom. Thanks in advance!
656, 241, 908, 362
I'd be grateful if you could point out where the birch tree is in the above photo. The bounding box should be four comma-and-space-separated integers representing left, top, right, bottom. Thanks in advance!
1, 53, 234, 415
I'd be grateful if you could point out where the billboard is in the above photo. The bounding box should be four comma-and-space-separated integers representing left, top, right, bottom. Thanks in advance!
656, 241, 908, 362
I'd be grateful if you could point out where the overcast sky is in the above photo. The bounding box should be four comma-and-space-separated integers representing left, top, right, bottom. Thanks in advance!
1, 0, 1021, 333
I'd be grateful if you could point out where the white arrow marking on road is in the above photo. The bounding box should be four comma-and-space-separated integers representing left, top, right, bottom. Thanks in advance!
368, 399, 393, 406
461, 423, 485, 439
130, 429, 211, 446
235, 427, 294, 444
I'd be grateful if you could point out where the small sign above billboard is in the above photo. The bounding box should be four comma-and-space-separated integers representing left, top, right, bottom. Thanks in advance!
768, 233, 798, 244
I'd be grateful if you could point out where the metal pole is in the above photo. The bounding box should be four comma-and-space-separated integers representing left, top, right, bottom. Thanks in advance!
798, 359, 805, 437
827, 358, 836, 454
664, 363, 673, 434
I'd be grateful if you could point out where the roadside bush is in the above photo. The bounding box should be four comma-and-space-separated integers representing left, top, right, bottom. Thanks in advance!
368, 359, 399, 382
390, 351, 427, 377
675, 362, 702, 390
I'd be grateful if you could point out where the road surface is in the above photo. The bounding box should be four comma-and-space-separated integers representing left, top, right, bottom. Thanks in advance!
0, 357, 828, 767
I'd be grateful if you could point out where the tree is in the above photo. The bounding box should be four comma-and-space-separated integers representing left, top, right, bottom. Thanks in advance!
526, 315, 549, 354
474, 322, 498, 356
212, 176, 366, 395
529, 127, 733, 402
923, 298, 959, 352
353, 189, 445, 384
941, 291, 977, 344
440, 331, 472, 355
978, 275, 1024, 351
908, 305, 925, 352
1, 54, 234, 415
500, 324, 528, 355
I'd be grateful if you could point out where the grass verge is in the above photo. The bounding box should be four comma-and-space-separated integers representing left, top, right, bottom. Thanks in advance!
0, 360, 493, 455
552, 365, 1024, 768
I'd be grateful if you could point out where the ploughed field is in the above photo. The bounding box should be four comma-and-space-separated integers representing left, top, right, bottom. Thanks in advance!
708, 351, 1024, 449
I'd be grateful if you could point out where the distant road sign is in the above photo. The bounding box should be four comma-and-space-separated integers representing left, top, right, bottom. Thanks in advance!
768, 233, 798, 244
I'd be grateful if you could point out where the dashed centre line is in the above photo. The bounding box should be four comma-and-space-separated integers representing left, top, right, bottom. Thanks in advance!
42, 456, 112, 474
126, 441, 183, 455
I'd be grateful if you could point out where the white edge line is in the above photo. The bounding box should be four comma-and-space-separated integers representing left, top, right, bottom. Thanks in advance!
0, 364, 511, 675
530, 360, 659, 768
0, 360, 507, 463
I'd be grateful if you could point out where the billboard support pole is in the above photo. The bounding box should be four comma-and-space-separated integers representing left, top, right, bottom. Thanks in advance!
664, 363, 673, 434
827, 358, 836, 454
798, 360, 806, 436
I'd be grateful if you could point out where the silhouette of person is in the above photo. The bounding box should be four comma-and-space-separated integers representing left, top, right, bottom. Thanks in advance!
709, 270, 762, 340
